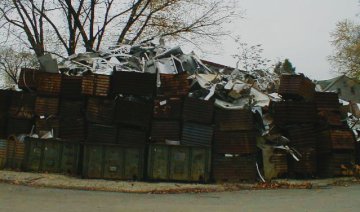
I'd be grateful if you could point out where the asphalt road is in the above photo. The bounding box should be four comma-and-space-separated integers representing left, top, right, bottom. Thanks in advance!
1, 183, 359, 212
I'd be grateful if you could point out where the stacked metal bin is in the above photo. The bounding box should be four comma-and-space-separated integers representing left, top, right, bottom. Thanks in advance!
212, 108, 258, 182
5, 136, 26, 170
274, 74, 318, 177
0, 90, 11, 139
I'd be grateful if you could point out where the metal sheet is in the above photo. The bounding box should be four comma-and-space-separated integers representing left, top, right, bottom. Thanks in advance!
83, 144, 103, 178
112, 71, 157, 97
317, 111, 343, 127
35, 117, 60, 138
213, 130, 257, 154
36, 72, 62, 96
86, 97, 116, 125
35, 96, 59, 116
169, 146, 190, 181
315, 92, 340, 111
0, 139, 7, 168
82, 74, 111, 97
6, 136, 26, 170
182, 122, 213, 147
7, 118, 33, 136
117, 127, 147, 147
18, 68, 38, 90
278, 74, 315, 101
147, 144, 169, 180
60, 141, 80, 175
153, 97, 182, 119
289, 147, 317, 176
123, 148, 144, 180
271, 101, 317, 125
115, 98, 153, 129
87, 123, 118, 144
43, 141, 61, 172
103, 146, 123, 179
61, 75, 83, 99
9, 92, 36, 119
286, 125, 317, 148
159, 73, 190, 97
183, 97, 214, 124
150, 120, 180, 143
59, 118, 85, 140
317, 129, 355, 153
214, 108, 254, 131
60, 99, 85, 118
190, 147, 211, 182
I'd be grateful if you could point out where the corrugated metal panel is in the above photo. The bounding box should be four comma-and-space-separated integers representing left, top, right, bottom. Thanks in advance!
318, 152, 355, 177
87, 123, 117, 144
289, 147, 317, 176
59, 118, 85, 140
82, 74, 111, 97
315, 92, 340, 111
286, 125, 317, 148
61, 75, 83, 99
213, 130, 257, 154
36, 72, 62, 96
35, 117, 60, 138
212, 154, 257, 182
34, 96, 59, 116
18, 68, 38, 90
278, 74, 315, 101
271, 101, 317, 125
117, 127, 147, 147
0, 139, 7, 168
7, 118, 33, 136
159, 73, 190, 97
60, 99, 85, 118
9, 92, 36, 119
317, 129, 355, 153
112, 71, 157, 97
86, 97, 116, 125
153, 97, 182, 119
150, 120, 180, 143
6, 136, 26, 170
214, 108, 254, 131
182, 122, 213, 147
115, 97, 153, 129
183, 97, 214, 124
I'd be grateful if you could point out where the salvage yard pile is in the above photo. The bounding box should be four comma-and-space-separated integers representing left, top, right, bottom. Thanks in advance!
0, 42, 359, 183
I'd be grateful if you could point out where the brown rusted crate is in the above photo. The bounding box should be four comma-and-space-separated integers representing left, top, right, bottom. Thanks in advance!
18, 68, 38, 90
289, 147, 317, 177
0, 90, 11, 115
150, 120, 181, 143
36, 72, 62, 96
86, 97, 116, 125
212, 154, 257, 182
7, 118, 34, 136
0, 139, 7, 168
0, 116, 7, 139
213, 130, 256, 154
286, 125, 317, 148
214, 108, 254, 131
115, 97, 153, 129
59, 99, 85, 118
269, 150, 288, 177
271, 101, 317, 125
9, 92, 36, 119
35, 117, 60, 138
153, 97, 182, 119
87, 123, 118, 144
317, 111, 343, 127
59, 118, 85, 140
318, 152, 355, 177
315, 92, 340, 111
182, 122, 214, 147
117, 127, 147, 147
112, 71, 157, 97
6, 135, 26, 170
183, 97, 214, 124
278, 74, 315, 101
61, 75, 83, 99
317, 129, 355, 153
34, 96, 59, 116
82, 74, 111, 97
159, 73, 190, 97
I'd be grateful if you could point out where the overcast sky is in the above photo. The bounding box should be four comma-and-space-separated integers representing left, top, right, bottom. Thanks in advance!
199, 0, 359, 80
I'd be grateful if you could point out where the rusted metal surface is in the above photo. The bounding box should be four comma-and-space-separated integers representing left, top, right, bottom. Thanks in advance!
18, 68, 38, 90
271, 101, 317, 125
159, 73, 190, 97
289, 147, 317, 176
35, 117, 60, 138
0, 90, 11, 115
115, 97, 153, 129
286, 125, 317, 148
213, 130, 256, 154
0, 117, 7, 139
117, 127, 147, 147
7, 118, 33, 136
182, 122, 213, 147
36, 72, 62, 96
59, 118, 85, 140
214, 108, 254, 131
263, 148, 288, 180
6, 136, 25, 170
315, 92, 340, 111
9, 92, 36, 119
87, 123, 118, 144
153, 97, 182, 119
112, 71, 157, 97
183, 97, 214, 124
318, 152, 355, 177
59, 99, 85, 118
317, 111, 343, 127
150, 120, 181, 143
0, 139, 7, 168
317, 129, 355, 153
82, 74, 111, 97
212, 154, 257, 182
86, 97, 116, 124
34, 96, 59, 116
278, 74, 315, 101
61, 75, 83, 99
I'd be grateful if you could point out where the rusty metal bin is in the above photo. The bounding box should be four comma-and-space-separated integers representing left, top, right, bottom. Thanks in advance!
214, 108, 254, 131
278, 74, 315, 101
36, 72, 62, 96
82, 143, 144, 180
0, 139, 7, 169
183, 97, 214, 124
317, 129, 356, 153
6, 136, 26, 170
82, 73, 111, 97
34, 96, 59, 116
112, 71, 157, 97
147, 144, 211, 182
18, 68, 38, 90
9, 92, 36, 119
